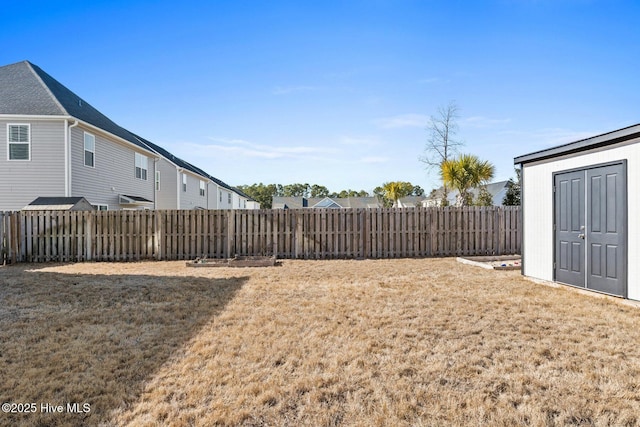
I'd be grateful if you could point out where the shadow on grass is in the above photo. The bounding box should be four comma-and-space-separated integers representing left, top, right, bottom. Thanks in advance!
0, 265, 247, 427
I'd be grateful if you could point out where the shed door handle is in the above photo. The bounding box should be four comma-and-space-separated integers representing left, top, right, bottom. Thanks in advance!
578, 233, 585, 239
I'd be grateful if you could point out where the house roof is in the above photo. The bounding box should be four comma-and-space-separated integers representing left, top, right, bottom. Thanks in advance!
1, 60, 253, 201
272, 197, 307, 209
514, 123, 640, 165
0, 61, 152, 154
129, 133, 254, 200
130, 133, 232, 192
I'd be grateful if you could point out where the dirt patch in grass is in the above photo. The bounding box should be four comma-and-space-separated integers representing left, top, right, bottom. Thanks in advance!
2, 259, 640, 426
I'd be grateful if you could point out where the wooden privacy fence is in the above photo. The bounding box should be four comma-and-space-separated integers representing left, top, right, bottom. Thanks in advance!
0, 207, 521, 264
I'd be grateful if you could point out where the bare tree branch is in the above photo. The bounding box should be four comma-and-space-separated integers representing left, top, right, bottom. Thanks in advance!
419, 101, 464, 170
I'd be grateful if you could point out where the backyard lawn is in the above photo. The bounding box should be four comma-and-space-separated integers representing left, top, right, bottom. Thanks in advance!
1, 258, 639, 426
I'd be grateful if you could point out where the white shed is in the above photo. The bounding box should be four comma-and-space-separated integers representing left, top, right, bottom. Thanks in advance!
514, 124, 640, 300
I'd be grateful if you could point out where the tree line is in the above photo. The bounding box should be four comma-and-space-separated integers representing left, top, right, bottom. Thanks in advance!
237, 182, 425, 209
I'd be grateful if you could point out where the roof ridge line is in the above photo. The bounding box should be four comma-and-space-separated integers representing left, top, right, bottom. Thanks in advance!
24, 61, 68, 115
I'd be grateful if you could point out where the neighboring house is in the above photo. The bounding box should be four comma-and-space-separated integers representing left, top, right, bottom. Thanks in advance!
419, 180, 510, 207
515, 124, 639, 300
272, 196, 382, 209
22, 196, 95, 211
0, 60, 257, 211
395, 196, 425, 208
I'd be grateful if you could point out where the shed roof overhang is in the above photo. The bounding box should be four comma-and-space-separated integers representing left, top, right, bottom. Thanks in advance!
514, 123, 640, 165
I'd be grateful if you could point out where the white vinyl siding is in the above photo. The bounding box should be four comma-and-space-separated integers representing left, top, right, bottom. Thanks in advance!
84, 132, 95, 167
7, 124, 30, 161
179, 172, 209, 209
135, 152, 148, 180
0, 120, 65, 210
154, 158, 177, 209
70, 125, 154, 209
207, 182, 219, 209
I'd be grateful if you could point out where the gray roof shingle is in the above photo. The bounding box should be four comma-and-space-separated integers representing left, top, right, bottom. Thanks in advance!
0, 60, 251, 200
0, 61, 65, 115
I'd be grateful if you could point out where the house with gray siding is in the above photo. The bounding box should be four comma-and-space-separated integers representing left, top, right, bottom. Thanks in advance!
0, 60, 257, 211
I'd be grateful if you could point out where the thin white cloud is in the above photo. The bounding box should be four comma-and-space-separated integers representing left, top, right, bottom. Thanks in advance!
198, 137, 339, 160
374, 113, 429, 129
340, 135, 380, 146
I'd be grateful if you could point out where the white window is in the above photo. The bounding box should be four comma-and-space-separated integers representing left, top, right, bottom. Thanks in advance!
84, 132, 95, 167
228, 193, 232, 204
155, 171, 160, 191
219, 191, 222, 202
182, 173, 187, 192
95, 204, 108, 211
199, 180, 206, 197
135, 153, 148, 180
7, 124, 30, 161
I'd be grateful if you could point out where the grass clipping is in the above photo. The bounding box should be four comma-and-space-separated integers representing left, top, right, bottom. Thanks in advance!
1, 259, 640, 426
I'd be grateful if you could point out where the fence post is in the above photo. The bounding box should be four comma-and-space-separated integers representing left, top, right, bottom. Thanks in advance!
225, 210, 235, 258
294, 210, 303, 259
85, 212, 93, 261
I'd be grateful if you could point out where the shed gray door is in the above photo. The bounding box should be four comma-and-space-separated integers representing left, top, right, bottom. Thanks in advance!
586, 164, 626, 296
555, 170, 585, 287
554, 163, 626, 297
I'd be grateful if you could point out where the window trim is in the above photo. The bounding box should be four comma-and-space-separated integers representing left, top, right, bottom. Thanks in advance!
7, 123, 31, 161
83, 132, 95, 168
135, 152, 148, 181
199, 180, 206, 197
182, 173, 187, 192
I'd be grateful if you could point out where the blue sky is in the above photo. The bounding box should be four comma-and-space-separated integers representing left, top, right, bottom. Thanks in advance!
3, 0, 639, 193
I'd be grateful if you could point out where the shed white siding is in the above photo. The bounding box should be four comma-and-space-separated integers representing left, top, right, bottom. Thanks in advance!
522, 137, 640, 300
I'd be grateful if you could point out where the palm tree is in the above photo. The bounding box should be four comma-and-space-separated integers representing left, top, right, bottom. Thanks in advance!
440, 154, 495, 206
382, 181, 405, 207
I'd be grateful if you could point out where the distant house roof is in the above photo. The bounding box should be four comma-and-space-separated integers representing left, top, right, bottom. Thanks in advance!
272, 196, 382, 209
397, 196, 425, 208
23, 197, 95, 211
272, 197, 308, 209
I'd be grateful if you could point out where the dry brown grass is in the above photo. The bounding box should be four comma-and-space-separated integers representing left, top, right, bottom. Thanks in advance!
1, 259, 640, 426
